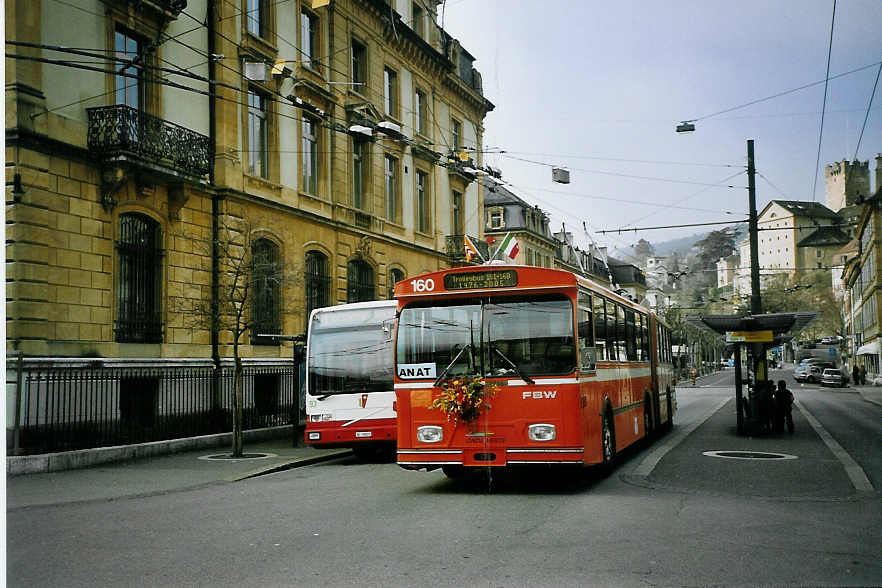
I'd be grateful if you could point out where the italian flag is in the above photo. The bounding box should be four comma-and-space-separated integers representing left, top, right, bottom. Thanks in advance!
498, 233, 519, 260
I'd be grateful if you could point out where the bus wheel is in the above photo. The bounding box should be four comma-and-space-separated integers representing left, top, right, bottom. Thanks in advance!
442, 465, 467, 479
601, 411, 616, 473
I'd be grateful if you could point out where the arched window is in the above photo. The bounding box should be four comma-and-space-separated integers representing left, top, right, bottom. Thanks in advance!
117, 213, 162, 343
388, 268, 404, 299
305, 251, 330, 326
347, 259, 374, 303
251, 238, 281, 345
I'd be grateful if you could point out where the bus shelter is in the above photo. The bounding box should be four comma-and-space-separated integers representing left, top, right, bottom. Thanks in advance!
686, 312, 818, 435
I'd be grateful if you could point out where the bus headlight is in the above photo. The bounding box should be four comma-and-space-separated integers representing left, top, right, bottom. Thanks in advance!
417, 425, 443, 443
310, 414, 332, 422
528, 423, 556, 441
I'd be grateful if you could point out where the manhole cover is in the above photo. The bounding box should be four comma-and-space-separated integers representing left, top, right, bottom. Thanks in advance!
703, 450, 797, 460
198, 452, 277, 461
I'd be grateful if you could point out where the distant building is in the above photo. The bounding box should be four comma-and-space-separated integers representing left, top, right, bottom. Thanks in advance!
482, 177, 557, 266
842, 168, 882, 379
716, 252, 740, 288
825, 158, 872, 212
607, 258, 648, 304
734, 200, 849, 299
645, 256, 670, 288
554, 232, 613, 288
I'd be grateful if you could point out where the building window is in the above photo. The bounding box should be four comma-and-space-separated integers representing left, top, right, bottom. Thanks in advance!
116, 213, 162, 343
412, 2, 424, 37
416, 170, 430, 233
388, 268, 404, 300
384, 67, 398, 118
251, 239, 281, 345
348, 260, 375, 303
415, 88, 428, 136
115, 28, 145, 110
301, 9, 318, 68
451, 118, 461, 151
305, 251, 330, 327
353, 140, 368, 210
352, 38, 367, 91
384, 154, 398, 221
247, 0, 266, 37
302, 115, 318, 194
488, 207, 504, 229
247, 90, 268, 178
452, 190, 463, 235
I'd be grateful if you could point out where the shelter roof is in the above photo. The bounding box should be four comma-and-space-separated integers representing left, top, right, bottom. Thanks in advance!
686, 312, 819, 342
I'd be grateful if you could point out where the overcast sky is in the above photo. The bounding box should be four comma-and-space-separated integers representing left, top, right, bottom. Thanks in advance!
441, 0, 881, 262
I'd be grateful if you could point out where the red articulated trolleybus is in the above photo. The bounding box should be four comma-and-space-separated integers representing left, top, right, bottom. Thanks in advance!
393, 265, 676, 477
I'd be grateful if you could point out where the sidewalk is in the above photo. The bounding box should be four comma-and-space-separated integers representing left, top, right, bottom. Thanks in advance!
852, 383, 882, 407
6, 437, 352, 510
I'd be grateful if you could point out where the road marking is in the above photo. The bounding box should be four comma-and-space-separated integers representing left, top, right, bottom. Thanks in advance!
632, 395, 730, 478
795, 401, 874, 492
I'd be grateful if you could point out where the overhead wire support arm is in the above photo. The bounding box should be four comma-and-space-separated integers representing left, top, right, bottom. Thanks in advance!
597, 219, 748, 234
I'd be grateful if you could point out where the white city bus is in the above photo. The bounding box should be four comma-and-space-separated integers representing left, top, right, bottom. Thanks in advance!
304, 300, 396, 457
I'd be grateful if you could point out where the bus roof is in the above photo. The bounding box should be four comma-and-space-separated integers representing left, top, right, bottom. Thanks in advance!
395, 264, 653, 315
308, 300, 396, 322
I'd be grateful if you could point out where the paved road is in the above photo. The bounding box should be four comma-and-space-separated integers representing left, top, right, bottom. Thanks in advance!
7, 377, 880, 587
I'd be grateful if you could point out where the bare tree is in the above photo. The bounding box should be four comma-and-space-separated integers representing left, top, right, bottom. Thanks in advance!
172, 210, 302, 456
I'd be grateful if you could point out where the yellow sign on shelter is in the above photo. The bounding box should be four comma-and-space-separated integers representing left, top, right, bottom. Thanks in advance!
725, 330, 774, 343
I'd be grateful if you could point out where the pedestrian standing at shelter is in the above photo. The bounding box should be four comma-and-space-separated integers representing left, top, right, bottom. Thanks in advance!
852, 364, 859, 386
775, 379, 794, 434
859, 364, 866, 385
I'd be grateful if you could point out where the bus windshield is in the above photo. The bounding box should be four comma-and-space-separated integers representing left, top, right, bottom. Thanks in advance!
308, 310, 393, 396
397, 294, 575, 379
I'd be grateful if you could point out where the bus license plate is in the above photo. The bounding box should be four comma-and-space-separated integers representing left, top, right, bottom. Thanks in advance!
355, 431, 373, 438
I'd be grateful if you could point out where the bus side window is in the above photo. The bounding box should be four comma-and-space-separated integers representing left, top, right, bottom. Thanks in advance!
639, 314, 649, 361
578, 291, 595, 371
593, 296, 608, 361
615, 303, 627, 361
624, 309, 637, 361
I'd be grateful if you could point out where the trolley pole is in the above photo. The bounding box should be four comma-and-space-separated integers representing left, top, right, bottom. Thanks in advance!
747, 139, 771, 428
747, 139, 761, 316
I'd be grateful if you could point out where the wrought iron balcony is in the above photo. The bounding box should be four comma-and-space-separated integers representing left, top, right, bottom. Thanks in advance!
87, 105, 211, 179
445, 234, 490, 262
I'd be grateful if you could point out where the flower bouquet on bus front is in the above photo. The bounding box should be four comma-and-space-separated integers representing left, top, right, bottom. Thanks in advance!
429, 375, 500, 424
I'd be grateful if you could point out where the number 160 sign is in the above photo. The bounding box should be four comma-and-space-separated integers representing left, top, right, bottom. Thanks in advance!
409, 278, 435, 292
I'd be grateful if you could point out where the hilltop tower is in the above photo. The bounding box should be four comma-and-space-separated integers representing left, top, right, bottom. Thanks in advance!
825, 159, 871, 211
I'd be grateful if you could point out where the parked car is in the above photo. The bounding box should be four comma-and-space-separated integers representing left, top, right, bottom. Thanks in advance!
793, 360, 818, 381
795, 362, 833, 383
820, 368, 845, 388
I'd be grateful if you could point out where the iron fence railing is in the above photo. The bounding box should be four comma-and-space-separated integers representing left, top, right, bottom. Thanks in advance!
86, 104, 211, 178
6, 357, 301, 455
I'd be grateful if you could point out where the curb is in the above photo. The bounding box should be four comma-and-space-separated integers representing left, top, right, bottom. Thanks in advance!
230, 449, 353, 481
7, 426, 294, 475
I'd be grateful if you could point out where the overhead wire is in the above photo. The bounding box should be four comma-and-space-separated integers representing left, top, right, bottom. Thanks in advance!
618, 169, 747, 231
810, 0, 837, 202
852, 61, 881, 162
500, 153, 748, 189
683, 59, 881, 123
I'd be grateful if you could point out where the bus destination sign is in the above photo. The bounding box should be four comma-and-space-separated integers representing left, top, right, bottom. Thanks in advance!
443, 270, 518, 290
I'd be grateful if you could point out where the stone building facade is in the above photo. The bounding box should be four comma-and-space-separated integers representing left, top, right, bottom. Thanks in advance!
6, 0, 494, 363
